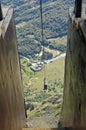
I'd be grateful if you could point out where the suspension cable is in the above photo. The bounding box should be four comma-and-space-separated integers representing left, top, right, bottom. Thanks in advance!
40, 0, 44, 43
40, 0, 47, 89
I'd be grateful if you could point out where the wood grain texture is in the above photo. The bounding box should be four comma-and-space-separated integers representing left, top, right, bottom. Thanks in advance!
0, 7, 25, 130
23, 129, 56, 130
60, 16, 86, 128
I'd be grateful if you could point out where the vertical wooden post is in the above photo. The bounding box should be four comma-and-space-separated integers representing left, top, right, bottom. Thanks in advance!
0, 7, 25, 130
74, 0, 82, 17
0, 3, 3, 21
60, 15, 86, 129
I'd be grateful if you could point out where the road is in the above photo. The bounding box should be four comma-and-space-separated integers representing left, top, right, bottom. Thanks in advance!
44, 53, 66, 64
20, 53, 66, 64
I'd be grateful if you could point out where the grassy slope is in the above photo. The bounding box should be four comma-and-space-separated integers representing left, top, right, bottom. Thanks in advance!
20, 55, 65, 117
21, 56, 65, 91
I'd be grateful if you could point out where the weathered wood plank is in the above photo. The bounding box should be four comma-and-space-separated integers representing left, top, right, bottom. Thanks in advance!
0, 7, 25, 130
60, 16, 86, 128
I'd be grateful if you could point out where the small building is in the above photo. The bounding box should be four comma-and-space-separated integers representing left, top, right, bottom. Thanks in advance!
37, 62, 44, 67
30, 66, 42, 72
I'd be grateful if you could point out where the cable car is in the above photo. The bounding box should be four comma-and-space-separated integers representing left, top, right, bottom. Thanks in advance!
74, 0, 86, 18
44, 83, 48, 90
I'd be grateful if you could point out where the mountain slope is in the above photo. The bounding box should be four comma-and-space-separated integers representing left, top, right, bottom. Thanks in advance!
2, 0, 74, 57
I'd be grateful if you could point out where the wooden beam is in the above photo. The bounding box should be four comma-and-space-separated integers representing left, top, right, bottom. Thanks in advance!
0, 3, 3, 20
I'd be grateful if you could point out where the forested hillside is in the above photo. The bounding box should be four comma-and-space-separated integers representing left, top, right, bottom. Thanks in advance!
2, 0, 74, 57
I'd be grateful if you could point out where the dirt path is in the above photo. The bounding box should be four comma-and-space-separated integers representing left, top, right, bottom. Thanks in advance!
26, 117, 59, 128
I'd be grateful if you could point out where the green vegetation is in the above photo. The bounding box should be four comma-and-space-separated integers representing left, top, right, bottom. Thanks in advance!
41, 51, 53, 60
20, 56, 65, 117
2, 0, 73, 57
3, 0, 71, 118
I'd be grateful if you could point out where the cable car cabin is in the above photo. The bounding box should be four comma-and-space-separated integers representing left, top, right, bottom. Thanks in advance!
74, 0, 86, 18
44, 83, 48, 90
